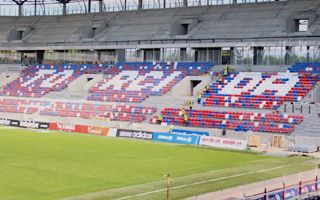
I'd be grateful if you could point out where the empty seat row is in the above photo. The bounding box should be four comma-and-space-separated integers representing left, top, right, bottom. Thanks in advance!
289, 62, 320, 74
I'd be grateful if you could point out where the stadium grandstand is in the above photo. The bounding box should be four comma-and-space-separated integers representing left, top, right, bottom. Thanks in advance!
0, 0, 319, 200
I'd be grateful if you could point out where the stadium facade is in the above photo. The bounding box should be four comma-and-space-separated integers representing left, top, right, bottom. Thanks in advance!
0, 0, 319, 66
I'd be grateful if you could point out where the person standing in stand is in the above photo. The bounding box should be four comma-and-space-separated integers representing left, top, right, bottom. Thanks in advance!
157, 114, 163, 124
197, 92, 202, 104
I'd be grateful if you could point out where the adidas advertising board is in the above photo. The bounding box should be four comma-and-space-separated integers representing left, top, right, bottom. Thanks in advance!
116, 129, 153, 140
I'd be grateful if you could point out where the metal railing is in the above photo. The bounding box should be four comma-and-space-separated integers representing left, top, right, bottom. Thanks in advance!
246, 178, 319, 200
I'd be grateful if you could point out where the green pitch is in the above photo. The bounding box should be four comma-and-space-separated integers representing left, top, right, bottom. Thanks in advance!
0, 128, 315, 200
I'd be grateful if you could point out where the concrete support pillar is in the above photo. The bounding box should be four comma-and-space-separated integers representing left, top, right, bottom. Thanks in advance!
285, 46, 293, 65
116, 49, 126, 62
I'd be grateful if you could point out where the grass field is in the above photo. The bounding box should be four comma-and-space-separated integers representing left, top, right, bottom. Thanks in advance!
0, 127, 316, 200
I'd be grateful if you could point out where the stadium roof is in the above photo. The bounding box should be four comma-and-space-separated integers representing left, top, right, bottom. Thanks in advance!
0, 0, 287, 16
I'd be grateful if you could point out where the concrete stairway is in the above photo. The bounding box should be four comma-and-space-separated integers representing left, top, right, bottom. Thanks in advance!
280, 102, 320, 137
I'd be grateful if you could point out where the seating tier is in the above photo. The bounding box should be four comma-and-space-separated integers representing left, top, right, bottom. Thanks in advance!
151, 108, 303, 134
203, 72, 318, 109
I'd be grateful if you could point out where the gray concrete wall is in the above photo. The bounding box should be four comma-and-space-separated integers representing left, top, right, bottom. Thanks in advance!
192, 75, 212, 96
294, 136, 320, 147
68, 74, 103, 93
0, 72, 20, 87
170, 76, 212, 97
311, 83, 320, 103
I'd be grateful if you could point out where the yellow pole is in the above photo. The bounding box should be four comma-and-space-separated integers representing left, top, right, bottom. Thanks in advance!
165, 174, 170, 200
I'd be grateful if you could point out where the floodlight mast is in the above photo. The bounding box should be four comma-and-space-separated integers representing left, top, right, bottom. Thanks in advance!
88, 0, 91, 13
12, 0, 28, 16
138, 0, 142, 10
98, 0, 103, 13
56, 0, 71, 15
183, 0, 187, 7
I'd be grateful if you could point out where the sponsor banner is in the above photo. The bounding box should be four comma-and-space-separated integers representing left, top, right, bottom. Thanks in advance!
252, 184, 317, 200
0, 118, 10, 126
49, 123, 76, 132
171, 129, 209, 136
88, 126, 108, 136
301, 182, 317, 194
116, 129, 133, 138
16, 120, 49, 129
49, 123, 109, 136
38, 122, 50, 129
116, 129, 153, 140
9, 120, 20, 127
0, 118, 49, 129
255, 185, 315, 200
200, 136, 248, 150
284, 188, 299, 200
108, 128, 117, 137
152, 132, 200, 145
75, 125, 90, 134
20, 121, 40, 129
268, 191, 283, 200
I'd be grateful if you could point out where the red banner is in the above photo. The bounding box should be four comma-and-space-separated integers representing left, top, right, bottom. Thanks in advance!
87, 126, 109, 136
49, 123, 109, 136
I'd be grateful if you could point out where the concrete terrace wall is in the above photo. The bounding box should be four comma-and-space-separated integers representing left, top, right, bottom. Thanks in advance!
311, 84, 320, 103
68, 74, 103, 93
169, 76, 212, 97
0, 72, 20, 87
